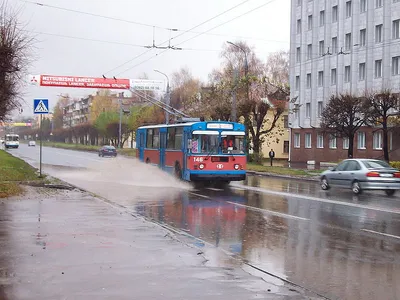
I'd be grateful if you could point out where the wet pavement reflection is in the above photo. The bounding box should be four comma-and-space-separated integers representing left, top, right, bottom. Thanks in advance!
7, 145, 400, 299
135, 187, 400, 300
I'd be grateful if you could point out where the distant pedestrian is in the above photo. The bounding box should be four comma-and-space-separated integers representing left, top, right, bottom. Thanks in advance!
269, 149, 275, 166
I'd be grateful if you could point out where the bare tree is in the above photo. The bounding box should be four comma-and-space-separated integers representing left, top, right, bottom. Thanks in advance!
170, 67, 202, 115
0, 3, 33, 121
363, 90, 399, 162
321, 94, 367, 158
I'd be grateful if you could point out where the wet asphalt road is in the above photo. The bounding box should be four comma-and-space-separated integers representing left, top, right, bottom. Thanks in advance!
8, 144, 400, 300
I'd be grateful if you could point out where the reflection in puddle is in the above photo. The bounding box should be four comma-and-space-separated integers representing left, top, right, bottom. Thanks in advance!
136, 188, 400, 300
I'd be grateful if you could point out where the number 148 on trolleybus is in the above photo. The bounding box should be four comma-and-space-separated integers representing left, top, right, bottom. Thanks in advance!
136, 121, 246, 184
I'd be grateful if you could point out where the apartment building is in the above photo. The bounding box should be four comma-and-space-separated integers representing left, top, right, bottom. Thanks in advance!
62, 92, 147, 129
289, 0, 400, 162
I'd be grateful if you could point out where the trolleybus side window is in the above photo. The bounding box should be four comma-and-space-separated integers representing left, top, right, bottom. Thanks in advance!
167, 128, 175, 149
175, 128, 183, 150
140, 132, 144, 148
146, 128, 160, 148
152, 129, 160, 148
167, 127, 183, 150
146, 129, 153, 148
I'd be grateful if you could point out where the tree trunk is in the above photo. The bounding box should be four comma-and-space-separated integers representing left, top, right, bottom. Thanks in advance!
348, 134, 354, 158
252, 134, 262, 164
382, 120, 389, 162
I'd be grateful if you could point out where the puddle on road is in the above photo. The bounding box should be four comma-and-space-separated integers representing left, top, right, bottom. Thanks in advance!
47, 157, 192, 204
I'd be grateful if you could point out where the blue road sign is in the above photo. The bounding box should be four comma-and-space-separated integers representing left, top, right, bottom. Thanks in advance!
33, 99, 49, 114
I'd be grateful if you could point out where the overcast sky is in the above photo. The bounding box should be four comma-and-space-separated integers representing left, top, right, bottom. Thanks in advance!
11, 0, 290, 117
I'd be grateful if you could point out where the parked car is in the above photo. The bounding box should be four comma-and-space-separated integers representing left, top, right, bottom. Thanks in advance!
0, 138, 4, 144
28, 140, 36, 147
98, 145, 117, 157
320, 159, 400, 196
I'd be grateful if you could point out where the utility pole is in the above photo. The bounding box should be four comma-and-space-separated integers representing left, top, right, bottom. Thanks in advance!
154, 70, 170, 124
231, 68, 239, 122
39, 114, 43, 177
118, 98, 122, 148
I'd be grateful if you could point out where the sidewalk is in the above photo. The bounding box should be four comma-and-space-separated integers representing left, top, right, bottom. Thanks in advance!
0, 186, 318, 300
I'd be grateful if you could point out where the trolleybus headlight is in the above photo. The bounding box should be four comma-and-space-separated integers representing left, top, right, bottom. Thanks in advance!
234, 164, 240, 170
199, 163, 205, 170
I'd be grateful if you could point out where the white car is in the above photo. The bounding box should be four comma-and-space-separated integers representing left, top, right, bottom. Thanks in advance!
28, 141, 36, 147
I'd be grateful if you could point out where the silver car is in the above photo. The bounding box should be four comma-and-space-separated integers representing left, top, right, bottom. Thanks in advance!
320, 159, 400, 196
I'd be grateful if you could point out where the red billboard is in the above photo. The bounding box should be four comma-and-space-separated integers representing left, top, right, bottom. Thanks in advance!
30, 75, 130, 90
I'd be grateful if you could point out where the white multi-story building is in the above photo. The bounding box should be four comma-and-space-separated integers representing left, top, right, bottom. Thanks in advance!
289, 0, 400, 163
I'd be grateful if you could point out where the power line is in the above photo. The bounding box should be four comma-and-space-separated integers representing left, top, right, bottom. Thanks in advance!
174, 0, 278, 47
116, 0, 278, 75
107, 0, 252, 75
20, 0, 289, 44
19, 0, 178, 31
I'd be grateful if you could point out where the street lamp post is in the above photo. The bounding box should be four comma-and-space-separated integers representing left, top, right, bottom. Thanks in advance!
154, 69, 170, 125
227, 41, 248, 122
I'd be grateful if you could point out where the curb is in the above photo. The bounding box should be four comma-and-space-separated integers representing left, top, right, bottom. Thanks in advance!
246, 170, 320, 182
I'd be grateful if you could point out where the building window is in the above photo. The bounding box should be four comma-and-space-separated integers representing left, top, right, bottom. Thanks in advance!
344, 66, 351, 83
317, 101, 323, 117
332, 37, 338, 53
360, 0, 367, 12
357, 132, 366, 149
295, 75, 300, 90
359, 63, 366, 81
283, 115, 289, 128
283, 141, 289, 153
332, 5, 338, 23
346, 1, 352, 18
305, 133, 312, 149
296, 47, 301, 62
360, 29, 366, 47
375, 24, 383, 43
331, 68, 337, 85
320, 10, 325, 27
307, 44, 312, 60
375, 59, 382, 78
343, 137, 349, 149
393, 19, 400, 39
308, 15, 313, 31
318, 71, 324, 87
373, 131, 382, 149
317, 134, 324, 148
329, 135, 337, 149
393, 56, 400, 75
305, 103, 311, 118
297, 19, 302, 34
376, 0, 383, 8
306, 73, 312, 88
345, 33, 352, 51
297, 0, 301, 6
294, 133, 300, 148
319, 40, 325, 56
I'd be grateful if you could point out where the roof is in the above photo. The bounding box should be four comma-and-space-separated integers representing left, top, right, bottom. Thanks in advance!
138, 123, 196, 129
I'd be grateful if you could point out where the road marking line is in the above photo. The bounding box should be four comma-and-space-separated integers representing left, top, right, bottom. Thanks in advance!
361, 229, 400, 240
231, 185, 400, 215
207, 187, 224, 191
189, 192, 211, 199
226, 201, 310, 221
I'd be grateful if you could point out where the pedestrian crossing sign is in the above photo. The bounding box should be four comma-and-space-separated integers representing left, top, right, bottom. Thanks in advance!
33, 99, 49, 114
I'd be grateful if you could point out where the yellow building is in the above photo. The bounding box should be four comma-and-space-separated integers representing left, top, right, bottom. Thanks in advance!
261, 109, 289, 160
248, 97, 290, 160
